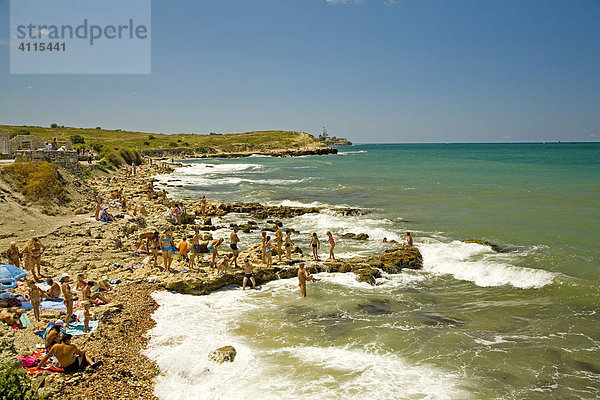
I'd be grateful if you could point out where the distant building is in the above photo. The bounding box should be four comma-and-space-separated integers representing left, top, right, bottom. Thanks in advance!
9, 134, 73, 153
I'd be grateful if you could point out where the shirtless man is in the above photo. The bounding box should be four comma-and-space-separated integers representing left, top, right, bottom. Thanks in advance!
242, 258, 256, 290
26, 279, 42, 322
61, 275, 74, 327
310, 233, 320, 261
284, 230, 293, 261
33, 333, 100, 374
298, 262, 320, 298
83, 281, 110, 304
43, 278, 61, 300
44, 320, 64, 350
5, 242, 22, 268
138, 231, 157, 253
189, 229, 201, 269
274, 225, 283, 263
230, 228, 240, 268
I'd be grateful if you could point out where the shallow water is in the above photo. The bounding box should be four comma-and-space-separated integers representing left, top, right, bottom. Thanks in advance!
147, 143, 600, 399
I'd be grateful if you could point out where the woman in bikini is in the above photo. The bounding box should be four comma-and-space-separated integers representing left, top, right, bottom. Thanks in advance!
61, 275, 74, 328
310, 233, 320, 261
22, 238, 40, 280
284, 230, 293, 261
30, 238, 45, 278
207, 238, 224, 267
83, 281, 110, 304
94, 193, 103, 221
326, 231, 336, 261
160, 229, 176, 272
265, 236, 273, 268
149, 232, 160, 268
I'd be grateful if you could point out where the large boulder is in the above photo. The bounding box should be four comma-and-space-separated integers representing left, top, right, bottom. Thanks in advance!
364, 246, 423, 272
353, 266, 381, 285
209, 346, 237, 363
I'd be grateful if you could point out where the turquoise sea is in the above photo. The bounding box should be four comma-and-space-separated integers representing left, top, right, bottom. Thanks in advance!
146, 143, 600, 399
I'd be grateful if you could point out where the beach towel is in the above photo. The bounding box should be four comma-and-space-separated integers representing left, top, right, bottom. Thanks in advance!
20, 314, 31, 327
35, 322, 54, 339
27, 365, 64, 376
62, 321, 99, 335
20, 298, 66, 310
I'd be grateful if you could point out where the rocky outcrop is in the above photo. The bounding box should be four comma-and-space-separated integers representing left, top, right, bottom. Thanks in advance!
342, 233, 369, 240
161, 246, 422, 294
198, 201, 363, 220
142, 147, 338, 159
463, 239, 508, 253
209, 346, 237, 363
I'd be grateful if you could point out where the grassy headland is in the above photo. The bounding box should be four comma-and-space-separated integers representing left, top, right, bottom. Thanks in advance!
1, 125, 328, 155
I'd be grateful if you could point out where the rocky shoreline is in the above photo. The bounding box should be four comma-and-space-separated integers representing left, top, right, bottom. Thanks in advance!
0, 156, 422, 399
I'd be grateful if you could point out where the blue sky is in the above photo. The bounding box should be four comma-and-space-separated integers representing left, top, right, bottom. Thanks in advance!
0, 0, 599, 143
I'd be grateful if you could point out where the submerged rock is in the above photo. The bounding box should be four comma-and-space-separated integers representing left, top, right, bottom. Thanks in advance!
209, 346, 237, 363
463, 239, 508, 253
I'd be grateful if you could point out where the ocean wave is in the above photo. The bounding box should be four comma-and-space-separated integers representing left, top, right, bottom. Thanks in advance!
419, 240, 556, 289
336, 150, 368, 155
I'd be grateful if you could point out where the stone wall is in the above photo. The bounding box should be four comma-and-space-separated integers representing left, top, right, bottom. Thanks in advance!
14, 150, 82, 176
9, 135, 73, 153
0, 132, 9, 154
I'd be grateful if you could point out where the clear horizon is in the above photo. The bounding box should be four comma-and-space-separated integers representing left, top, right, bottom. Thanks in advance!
1, 0, 599, 143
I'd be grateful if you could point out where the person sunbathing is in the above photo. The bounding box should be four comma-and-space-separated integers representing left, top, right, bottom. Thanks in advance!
82, 281, 110, 304
33, 333, 101, 374
43, 278, 61, 300
0, 308, 23, 329
44, 320, 64, 350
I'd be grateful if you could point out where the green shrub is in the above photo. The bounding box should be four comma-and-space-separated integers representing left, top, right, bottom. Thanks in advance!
91, 143, 103, 152
96, 126, 101, 130
104, 151, 125, 168
143, 141, 150, 146
11, 129, 30, 139
2, 162, 66, 203
50, 123, 57, 128
0, 363, 44, 400
148, 135, 155, 140
70, 134, 85, 144
177, 139, 182, 143
168, 142, 177, 147
119, 148, 142, 165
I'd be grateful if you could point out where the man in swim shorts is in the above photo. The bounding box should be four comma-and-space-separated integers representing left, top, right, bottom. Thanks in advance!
34, 333, 101, 373
242, 258, 256, 290
190, 229, 201, 269
230, 228, 240, 268
298, 262, 320, 298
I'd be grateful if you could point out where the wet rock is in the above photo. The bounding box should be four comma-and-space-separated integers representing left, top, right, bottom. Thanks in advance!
342, 233, 369, 240
209, 346, 237, 363
463, 239, 508, 253
364, 246, 423, 271
354, 266, 380, 285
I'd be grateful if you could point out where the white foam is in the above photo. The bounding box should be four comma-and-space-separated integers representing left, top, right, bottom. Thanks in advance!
336, 150, 368, 155
147, 287, 469, 400
419, 240, 556, 289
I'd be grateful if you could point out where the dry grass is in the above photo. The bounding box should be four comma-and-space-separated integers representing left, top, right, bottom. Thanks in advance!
2, 161, 67, 203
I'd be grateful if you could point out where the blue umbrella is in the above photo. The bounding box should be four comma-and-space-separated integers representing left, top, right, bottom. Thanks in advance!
0, 264, 28, 283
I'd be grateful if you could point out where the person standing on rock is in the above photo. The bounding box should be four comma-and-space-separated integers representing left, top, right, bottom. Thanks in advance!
189, 229, 201, 270
230, 228, 240, 268
60, 274, 74, 327
298, 262, 320, 298
149, 232, 160, 268
274, 225, 283, 263
208, 238, 224, 267
161, 229, 176, 273
265, 236, 273, 268
26, 279, 42, 322
242, 258, 256, 290
285, 230, 293, 261
200, 196, 207, 217
326, 231, 337, 261
5, 242, 22, 268
310, 233, 320, 261
261, 231, 267, 265
147, 181, 154, 201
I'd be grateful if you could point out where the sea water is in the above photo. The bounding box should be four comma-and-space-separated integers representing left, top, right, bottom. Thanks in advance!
146, 143, 600, 399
